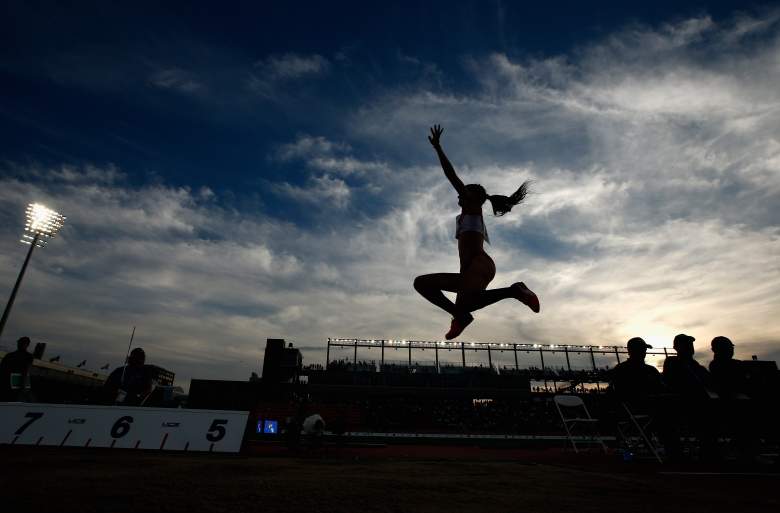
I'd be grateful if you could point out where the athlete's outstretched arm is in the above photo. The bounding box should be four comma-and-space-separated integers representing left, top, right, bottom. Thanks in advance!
428, 124, 465, 195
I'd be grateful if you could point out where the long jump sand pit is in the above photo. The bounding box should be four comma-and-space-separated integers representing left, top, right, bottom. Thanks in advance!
1, 445, 777, 513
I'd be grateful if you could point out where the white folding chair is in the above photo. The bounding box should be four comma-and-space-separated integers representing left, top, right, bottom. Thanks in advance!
616, 402, 663, 463
554, 395, 607, 453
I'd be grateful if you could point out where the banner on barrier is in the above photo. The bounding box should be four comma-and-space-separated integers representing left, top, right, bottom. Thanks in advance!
0, 402, 249, 453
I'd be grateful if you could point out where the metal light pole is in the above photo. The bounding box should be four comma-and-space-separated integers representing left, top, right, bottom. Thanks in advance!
0, 203, 66, 340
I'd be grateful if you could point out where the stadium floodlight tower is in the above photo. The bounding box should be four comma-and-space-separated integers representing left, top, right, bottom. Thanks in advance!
0, 203, 66, 340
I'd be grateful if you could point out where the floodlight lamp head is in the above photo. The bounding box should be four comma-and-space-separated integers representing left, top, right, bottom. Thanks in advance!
21, 203, 66, 248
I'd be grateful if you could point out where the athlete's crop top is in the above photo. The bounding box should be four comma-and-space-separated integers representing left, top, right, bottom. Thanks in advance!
455, 213, 490, 244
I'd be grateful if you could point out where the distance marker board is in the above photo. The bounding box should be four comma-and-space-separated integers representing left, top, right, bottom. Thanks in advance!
0, 402, 249, 453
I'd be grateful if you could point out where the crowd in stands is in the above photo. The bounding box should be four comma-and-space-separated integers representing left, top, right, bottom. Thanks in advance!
346, 396, 566, 435
312, 359, 613, 385
324, 359, 377, 372
501, 366, 611, 384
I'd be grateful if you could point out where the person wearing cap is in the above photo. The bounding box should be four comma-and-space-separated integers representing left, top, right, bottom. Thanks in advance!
103, 347, 154, 405
708, 336, 759, 457
709, 336, 748, 399
662, 334, 714, 399
608, 337, 680, 458
663, 334, 719, 458
608, 337, 666, 403
0, 336, 35, 401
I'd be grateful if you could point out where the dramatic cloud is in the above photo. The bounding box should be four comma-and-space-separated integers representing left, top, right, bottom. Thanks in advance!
248, 53, 330, 98
273, 174, 351, 209
256, 53, 330, 80
2, 11, 779, 386
276, 135, 389, 177
148, 68, 205, 94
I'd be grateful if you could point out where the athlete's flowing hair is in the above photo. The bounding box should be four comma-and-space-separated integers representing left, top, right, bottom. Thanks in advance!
466, 181, 531, 216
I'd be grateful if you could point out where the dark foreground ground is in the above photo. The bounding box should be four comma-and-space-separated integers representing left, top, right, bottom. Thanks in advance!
2, 445, 778, 513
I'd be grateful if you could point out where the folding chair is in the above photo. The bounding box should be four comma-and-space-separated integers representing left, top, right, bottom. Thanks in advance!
554, 395, 607, 453
616, 402, 663, 463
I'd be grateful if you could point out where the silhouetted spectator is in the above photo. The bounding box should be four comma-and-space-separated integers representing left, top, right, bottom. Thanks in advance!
103, 347, 154, 405
607, 337, 679, 455
662, 334, 720, 458
709, 336, 748, 399
609, 337, 666, 403
0, 337, 34, 401
663, 334, 714, 399
708, 336, 760, 457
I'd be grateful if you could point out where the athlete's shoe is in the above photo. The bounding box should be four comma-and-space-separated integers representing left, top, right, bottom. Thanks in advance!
445, 313, 474, 340
513, 282, 540, 313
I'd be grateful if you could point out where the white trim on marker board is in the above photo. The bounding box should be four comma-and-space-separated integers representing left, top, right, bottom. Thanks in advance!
0, 402, 249, 453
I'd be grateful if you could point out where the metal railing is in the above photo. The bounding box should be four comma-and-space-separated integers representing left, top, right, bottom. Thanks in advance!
324, 337, 672, 373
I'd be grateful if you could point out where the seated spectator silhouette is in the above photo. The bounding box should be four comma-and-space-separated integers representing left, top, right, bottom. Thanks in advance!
0, 336, 34, 401
662, 334, 719, 458
662, 334, 715, 399
708, 336, 759, 456
609, 337, 666, 404
608, 337, 678, 455
103, 348, 154, 405
708, 336, 748, 399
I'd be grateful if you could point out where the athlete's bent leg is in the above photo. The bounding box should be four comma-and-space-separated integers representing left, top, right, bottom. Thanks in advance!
413, 273, 460, 316
447, 265, 491, 339
463, 282, 540, 313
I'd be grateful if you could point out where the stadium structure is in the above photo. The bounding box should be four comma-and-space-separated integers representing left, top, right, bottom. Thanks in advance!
187, 337, 779, 448
5, 336, 778, 451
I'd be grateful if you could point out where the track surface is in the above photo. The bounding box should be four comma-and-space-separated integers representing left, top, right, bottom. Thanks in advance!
1, 446, 777, 513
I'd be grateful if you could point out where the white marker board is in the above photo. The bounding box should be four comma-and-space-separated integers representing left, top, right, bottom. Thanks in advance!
0, 402, 249, 453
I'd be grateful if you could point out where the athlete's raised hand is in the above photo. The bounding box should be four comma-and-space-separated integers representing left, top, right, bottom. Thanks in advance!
428, 124, 464, 194
428, 124, 444, 148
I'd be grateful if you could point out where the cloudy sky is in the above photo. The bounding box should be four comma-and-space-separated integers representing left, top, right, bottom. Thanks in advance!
1, 1, 779, 386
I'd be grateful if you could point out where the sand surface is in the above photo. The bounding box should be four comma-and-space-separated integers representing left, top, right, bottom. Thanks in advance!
1, 446, 777, 513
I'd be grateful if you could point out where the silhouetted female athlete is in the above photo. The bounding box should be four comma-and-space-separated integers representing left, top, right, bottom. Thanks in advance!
414, 125, 540, 340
